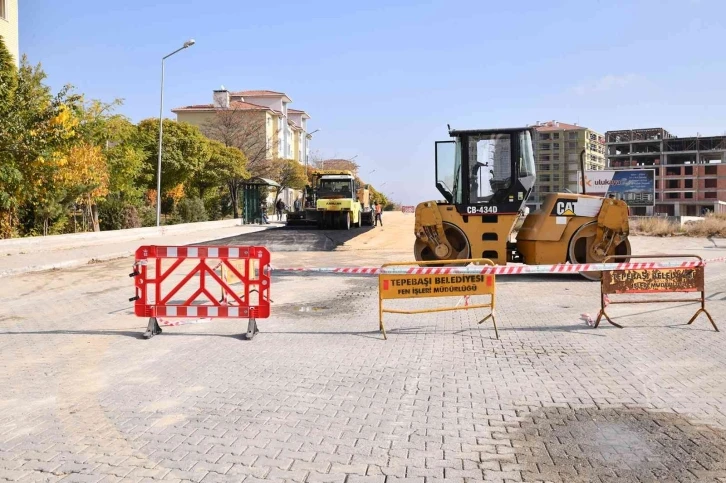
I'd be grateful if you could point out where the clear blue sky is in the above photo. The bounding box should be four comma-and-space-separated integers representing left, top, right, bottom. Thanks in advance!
20, 0, 726, 205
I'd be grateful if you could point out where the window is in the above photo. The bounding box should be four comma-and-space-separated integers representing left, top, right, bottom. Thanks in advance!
540, 174, 551, 182
552, 164, 560, 171
705, 166, 717, 175
568, 142, 577, 150
552, 153, 560, 160
569, 132, 578, 140
519, 131, 535, 178
540, 164, 551, 171
0, 1, 5, 19
540, 155, 550, 162
685, 179, 693, 189
684, 166, 693, 175
435, 140, 460, 203
684, 192, 693, 199
541, 143, 551, 150
666, 192, 680, 199
705, 192, 717, 199
467, 133, 512, 203
666, 167, 680, 176
539, 133, 551, 140
667, 180, 680, 189
553, 143, 560, 150
705, 179, 717, 188
553, 133, 560, 139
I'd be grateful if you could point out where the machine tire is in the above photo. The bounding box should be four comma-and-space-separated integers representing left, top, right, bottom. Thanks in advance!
567, 221, 632, 281
413, 222, 471, 267
344, 212, 351, 230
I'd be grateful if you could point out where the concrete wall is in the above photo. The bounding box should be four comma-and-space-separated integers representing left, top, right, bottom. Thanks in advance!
0, 218, 244, 256
0, 0, 19, 64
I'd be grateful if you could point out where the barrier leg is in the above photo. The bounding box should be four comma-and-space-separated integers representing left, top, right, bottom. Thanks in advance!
687, 307, 719, 332
144, 317, 162, 339
246, 317, 259, 340
686, 292, 719, 332
593, 309, 622, 329
478, 311, 498, 339
379, 298, 387, 340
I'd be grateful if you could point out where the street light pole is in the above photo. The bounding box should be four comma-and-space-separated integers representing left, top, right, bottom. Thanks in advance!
156, 39, 196, 227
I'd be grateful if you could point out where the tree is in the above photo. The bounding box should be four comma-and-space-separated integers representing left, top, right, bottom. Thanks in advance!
135, 118, 209, 207
0, 49, 82, 237
316, 158, 360, 175
201, 109, 276, 178
0, 36, 20, 236
105, 130, 146, 200
54, 142, 109, 232
192, 140, 249, 218
270, 158, 306, 204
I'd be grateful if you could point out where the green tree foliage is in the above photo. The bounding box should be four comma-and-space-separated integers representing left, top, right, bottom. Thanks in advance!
174, 197, 208, 223
135, 118, 210, 193
0, 36, 20, 235
191, 140, 249, 218
0, 40, 83, 237
270, 158, 307, 204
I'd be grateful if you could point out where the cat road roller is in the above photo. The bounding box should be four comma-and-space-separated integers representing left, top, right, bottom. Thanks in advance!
413, 126, 631, 279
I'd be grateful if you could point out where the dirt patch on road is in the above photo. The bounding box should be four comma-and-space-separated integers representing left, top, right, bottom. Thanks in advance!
515, 406, 726, 482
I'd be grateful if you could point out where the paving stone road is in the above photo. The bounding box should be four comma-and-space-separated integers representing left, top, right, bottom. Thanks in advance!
1, 224, 726, 482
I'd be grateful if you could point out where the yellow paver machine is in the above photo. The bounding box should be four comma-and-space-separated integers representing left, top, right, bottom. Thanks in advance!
413, 126, 631, 279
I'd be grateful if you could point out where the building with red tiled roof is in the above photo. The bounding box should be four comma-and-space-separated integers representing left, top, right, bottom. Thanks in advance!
172, 88, 315, 212
172, 88, 312, 166
527, 120, 606, 210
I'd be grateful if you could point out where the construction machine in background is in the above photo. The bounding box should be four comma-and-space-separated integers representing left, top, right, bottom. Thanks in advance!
413, 126, 631, 280
286, 171, 375, 229
356, 184, 375, 227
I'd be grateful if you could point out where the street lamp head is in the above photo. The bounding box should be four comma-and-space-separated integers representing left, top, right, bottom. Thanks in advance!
184, 39, 196, 48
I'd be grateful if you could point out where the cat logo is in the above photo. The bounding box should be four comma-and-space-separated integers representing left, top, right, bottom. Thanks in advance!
550, 197, 603, 218
553, 200, 576, 216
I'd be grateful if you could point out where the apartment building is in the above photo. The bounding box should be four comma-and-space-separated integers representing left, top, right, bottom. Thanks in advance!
527, 121, 606, 210
606, 128, 726, 216
0, 0, 19, 65
172, 89, 311, 166
172, 89, 312, 209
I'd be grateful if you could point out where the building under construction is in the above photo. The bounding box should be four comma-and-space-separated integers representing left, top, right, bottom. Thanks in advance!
527, 120, 607, 211
606, 128, 726, 216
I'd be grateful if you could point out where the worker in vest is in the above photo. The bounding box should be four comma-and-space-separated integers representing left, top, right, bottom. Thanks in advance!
374, 201, 383, 227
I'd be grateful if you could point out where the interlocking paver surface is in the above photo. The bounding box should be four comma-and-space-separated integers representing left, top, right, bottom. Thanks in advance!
1, 222, 726, 482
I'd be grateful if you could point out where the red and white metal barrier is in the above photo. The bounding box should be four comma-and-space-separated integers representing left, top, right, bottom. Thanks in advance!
130, 245, 271, 339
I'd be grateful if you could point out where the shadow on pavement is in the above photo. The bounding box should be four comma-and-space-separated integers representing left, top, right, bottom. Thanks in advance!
197, 225, 377, 252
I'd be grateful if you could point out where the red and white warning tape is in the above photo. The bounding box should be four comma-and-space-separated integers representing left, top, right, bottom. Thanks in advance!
271, 257, 726, 277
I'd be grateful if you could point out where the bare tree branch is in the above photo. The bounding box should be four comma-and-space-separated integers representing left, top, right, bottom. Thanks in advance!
201, 108, 279, 179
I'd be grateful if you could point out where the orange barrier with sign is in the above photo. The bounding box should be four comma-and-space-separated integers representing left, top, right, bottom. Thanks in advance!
130, 245, 271, 339
595, 254, 717, 331
378, 258, 497, 340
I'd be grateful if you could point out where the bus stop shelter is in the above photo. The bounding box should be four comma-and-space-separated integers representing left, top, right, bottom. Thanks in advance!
241, 177, 280, 224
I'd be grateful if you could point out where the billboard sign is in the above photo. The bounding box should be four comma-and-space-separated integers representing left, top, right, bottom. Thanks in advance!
578, 169, 655, 207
